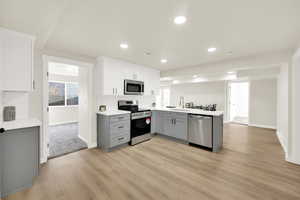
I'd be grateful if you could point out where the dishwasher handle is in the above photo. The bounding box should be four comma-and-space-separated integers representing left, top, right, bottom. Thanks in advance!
189, 115, 204, 119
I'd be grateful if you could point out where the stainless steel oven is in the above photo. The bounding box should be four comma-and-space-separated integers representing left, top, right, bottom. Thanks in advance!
131, 111, 151, 145
124, 79, 144, 95
118, 100, 151, 145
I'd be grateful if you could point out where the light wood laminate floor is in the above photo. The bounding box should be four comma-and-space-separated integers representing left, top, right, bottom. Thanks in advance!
4, 123, 300, 200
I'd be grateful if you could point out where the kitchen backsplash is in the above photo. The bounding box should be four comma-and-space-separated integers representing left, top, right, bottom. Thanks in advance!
96, 95, 156, 111
2, 91, 29, 120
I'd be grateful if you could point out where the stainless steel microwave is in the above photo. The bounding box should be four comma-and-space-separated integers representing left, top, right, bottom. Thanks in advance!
124, 79, 144, 95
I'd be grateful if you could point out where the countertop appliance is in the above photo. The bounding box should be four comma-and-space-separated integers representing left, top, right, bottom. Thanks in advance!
124, 79, 144, 95
118, 100, 151, 145
188, 114, 213, 150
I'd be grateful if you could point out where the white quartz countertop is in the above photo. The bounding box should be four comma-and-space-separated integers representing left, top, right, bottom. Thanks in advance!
2, 118, 41, 131
143, 107, 224, 116
97, 110, 131, 116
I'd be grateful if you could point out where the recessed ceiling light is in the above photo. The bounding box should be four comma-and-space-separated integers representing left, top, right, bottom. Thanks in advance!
161, 59, 168, 63
208, 47, 217, 52
174, 16, 187, 25
173, 80, 179, 84
120, 43, 128, 49
193, 75, 198, 78
227, 71, 235, 74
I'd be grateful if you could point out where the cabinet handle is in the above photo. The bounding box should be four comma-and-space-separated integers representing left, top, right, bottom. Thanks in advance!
0, 128, 5, 133
174, 119, 176, 125
32, 80, 35, 90
118, 126, 124, 129
118, 117, 124, 120
118, 137, 124, 140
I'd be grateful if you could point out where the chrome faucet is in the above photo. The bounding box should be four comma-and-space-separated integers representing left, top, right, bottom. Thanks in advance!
179, 96, 185, 108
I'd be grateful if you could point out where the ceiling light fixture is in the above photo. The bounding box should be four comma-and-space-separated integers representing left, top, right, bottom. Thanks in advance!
227, 71, 235, 74
161, 59, 168, 63
193, 75, 198, 78
120, 43, 128, 49
174, 16, 187, 25
208, 47, 217, 52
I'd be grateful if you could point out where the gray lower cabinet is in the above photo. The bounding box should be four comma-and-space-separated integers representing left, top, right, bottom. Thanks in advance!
151, 111, 164, 134
0, 127, 40, 198
97, 113, 130, 151
162, 112, 188, 140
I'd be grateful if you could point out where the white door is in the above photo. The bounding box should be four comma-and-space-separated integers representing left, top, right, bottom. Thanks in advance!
228, 82, 249, 124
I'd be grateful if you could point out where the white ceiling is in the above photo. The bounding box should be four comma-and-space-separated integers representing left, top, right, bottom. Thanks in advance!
1, 0, 300, 70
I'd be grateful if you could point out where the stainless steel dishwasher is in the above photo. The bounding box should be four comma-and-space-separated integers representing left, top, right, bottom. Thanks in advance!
188, 114, 213, 148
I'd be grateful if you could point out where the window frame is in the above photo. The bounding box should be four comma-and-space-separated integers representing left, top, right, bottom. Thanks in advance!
48, 80, 79, 107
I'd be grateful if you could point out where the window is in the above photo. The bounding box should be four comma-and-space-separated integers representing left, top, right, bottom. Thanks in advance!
66, 83, 79, 105
49, 82, 65, 106
156, 87, 170, 107
49, 82, 79, 106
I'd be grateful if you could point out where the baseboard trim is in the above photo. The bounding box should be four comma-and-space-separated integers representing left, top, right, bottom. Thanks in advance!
276, 131, 287, 154
40, 156, 47, 164
88, 142, 97, 149
78, 135, 88, 144
286, 156, 300, 166
248, 123, 277, 130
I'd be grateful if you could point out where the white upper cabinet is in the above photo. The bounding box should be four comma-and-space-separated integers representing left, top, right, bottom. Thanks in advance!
0, 29, 34, 92
143, 67, 160, 96
95, 57, 160, 96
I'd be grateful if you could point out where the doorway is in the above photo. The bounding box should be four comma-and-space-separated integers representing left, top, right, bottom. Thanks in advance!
228, 81, 249, 125
42, 56, 94, 162
47, 62, 87, 158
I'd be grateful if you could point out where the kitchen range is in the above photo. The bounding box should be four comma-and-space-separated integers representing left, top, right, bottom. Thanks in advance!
118, 100, 152, 145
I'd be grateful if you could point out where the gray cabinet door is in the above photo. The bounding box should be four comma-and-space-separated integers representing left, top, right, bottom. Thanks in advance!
151, 111, 157, 134
152, 111, 164, 134
163, 113, 173, 137
1, 127, 39, 197
173, 117, 188, 140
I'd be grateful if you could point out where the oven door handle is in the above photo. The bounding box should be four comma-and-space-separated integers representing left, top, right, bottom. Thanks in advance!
132, 115, 151, 120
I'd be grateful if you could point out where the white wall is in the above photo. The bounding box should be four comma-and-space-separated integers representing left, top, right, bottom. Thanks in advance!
277, 65, 289, 154
78, 66, 92, 145
48, 73, 79, 126
249, 78, 277, 129
49, 106, 78, 125
168, 81, 226, 111
290, 48, 300, 164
